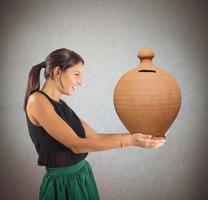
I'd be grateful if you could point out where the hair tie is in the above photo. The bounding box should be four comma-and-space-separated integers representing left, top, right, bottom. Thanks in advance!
40, 61, 46, 68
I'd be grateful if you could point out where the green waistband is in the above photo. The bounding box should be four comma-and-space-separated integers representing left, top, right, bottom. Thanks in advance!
45, 160, 87, 176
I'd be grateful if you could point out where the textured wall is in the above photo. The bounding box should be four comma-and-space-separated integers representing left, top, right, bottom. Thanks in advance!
0, 0, 208, 199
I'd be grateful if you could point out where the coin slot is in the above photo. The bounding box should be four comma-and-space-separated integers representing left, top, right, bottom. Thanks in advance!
138, 69, 156, 73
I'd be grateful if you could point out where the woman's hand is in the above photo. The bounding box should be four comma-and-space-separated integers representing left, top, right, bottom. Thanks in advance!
131, 133, 166, 149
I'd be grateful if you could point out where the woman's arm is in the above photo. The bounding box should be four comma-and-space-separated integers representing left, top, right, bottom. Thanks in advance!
99, 133, 130, 138
77, 119, 165, 152
80, 118, 130, 139
28, 93, 165, 154
78, 118, 133, 153
29, 93, 133, 153
73, 135, 132, 153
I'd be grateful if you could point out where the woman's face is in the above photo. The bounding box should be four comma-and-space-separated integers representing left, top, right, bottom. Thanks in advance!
59, 61, 84, 96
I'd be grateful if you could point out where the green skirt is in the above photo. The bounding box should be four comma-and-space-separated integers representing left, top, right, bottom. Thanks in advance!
39, 159, 100, 200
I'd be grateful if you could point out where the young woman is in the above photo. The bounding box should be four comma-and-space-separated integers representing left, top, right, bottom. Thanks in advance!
23, 48, 166, 200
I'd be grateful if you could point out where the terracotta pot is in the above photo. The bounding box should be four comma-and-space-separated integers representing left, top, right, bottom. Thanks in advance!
113, 47, 181, 137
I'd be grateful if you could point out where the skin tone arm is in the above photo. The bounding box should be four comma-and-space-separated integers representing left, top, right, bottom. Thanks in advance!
68, 131, 165, 153
80, 118, 131, 139
28, 92, 166, 154
80, 118, 167, 150
99, 133, 131, 138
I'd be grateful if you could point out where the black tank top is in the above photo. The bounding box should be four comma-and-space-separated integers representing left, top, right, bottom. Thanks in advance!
25, 90, 88, 168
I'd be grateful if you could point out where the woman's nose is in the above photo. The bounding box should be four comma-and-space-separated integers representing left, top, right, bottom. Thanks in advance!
78, 79, 82, 86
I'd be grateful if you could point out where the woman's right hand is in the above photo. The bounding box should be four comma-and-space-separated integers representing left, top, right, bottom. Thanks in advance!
131, 133, 166, 149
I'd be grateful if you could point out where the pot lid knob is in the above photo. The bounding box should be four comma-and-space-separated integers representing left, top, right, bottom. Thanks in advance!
137, 47, 155, 61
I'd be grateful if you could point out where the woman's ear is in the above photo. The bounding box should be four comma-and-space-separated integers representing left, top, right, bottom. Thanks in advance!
53, 66, 61, 76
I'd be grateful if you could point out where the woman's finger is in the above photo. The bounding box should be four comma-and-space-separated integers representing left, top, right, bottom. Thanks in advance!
136, 133, 152, 138
151, 137, 165, 140
143, 134, 152, 138
147, 141, 164, 148
147, 139, 165, 146
139, 137, 164, 145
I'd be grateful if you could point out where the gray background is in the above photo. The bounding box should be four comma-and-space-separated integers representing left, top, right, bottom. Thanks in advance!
1, 0, 208, 199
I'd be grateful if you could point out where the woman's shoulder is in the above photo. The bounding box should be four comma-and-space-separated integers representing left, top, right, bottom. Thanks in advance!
28, 91, 43, 102
26, 92, 49, 126
28, 91, 47, 104
27, 91, 54, 113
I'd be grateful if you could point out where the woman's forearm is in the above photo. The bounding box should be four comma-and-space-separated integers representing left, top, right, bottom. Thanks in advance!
98, 132, 131, 139
72, 134, 133, 153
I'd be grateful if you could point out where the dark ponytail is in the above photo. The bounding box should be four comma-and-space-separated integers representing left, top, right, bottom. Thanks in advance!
23, 48, 84, 112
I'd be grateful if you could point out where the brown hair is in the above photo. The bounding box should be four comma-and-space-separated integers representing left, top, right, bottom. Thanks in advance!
23, 48, 84, 112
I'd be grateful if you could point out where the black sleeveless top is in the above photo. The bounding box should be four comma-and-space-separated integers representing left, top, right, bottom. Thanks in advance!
25, 90, 88, 168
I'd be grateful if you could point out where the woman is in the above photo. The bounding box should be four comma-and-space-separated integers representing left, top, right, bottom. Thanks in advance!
23, 48, 166, 200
